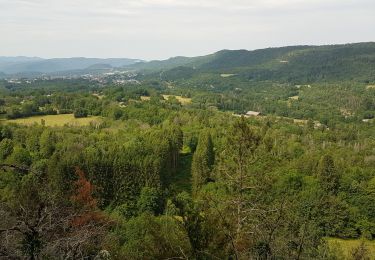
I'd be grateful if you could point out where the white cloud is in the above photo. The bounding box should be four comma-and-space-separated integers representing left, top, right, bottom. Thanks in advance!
0, 0, 374, 59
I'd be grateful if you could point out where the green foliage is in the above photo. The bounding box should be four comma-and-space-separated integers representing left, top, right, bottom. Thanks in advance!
191, 130, 214, 195
73, 107, 88, 118
0, 57, 374, 259
0, 138, 13, 160
111, 213, 191, 259
137, 187, 163, 215
39, 129, 56, 158
318, 154, 340, 195
7, 146, 32, 166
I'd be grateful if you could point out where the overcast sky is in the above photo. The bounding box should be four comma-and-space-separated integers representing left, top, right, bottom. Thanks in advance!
0, 0, 374, 60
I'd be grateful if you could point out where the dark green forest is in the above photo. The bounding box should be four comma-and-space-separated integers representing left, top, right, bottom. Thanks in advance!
0, 43, 375, 259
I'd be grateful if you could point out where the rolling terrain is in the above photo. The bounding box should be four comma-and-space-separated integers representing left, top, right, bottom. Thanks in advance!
0, 57, 143, 76
131, 42, 375, 83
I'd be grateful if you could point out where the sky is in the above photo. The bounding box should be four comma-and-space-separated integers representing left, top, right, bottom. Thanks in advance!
0, 0, 374, 60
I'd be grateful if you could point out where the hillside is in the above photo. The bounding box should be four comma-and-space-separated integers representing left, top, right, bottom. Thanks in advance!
2, 43, 374, 82
0, 57, 143, 75
133, 42, 375, 83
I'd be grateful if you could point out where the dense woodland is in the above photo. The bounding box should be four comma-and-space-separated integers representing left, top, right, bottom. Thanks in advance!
0, 43, 375, 259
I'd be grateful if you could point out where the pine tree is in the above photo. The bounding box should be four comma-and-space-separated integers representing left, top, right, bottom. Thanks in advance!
214, 118, 261, 258
191, 130, 214, 195
39, 129, 56, 158
317, 154, 340, 194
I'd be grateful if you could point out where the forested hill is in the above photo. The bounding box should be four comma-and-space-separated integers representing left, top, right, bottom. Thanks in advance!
2, 43, 374, 81
0, 57, 143, 75
134, 42, 375, 83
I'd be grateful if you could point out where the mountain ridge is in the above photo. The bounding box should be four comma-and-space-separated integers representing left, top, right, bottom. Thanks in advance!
133, 42, 375, 83
1, 42, 374, 82
0, 57, 143, 75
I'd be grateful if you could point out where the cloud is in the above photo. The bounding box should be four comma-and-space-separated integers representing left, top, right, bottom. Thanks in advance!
0, 0, 374, 59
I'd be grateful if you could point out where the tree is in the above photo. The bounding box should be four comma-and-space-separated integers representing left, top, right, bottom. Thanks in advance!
317, 154, 340, 195
191, 130, 214, 195
170, 192, 209, 259
73, 108, 88, 118
164, 124, 183, 175
7, 146, 32, 167
71, 167, 102, 226
137, 186, 162, 215
0, 166, 108, 259
0, 138, 13, 161
210, 118, 261, 259
39, 129, 56, 158
112, 212, 190, 259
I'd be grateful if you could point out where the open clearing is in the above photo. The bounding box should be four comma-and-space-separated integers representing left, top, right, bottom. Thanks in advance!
327, 238, 375, 259
5, 114, 102, 127
141, 95, 192, 105
162, 95, 192, 105
288, 95, 299, 100
140, 96, 151, 101
92, 93, 105, 99
220, 73, 237, 78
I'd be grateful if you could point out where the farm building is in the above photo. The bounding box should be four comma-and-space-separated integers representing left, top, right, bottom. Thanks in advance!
245, 111, 261, 117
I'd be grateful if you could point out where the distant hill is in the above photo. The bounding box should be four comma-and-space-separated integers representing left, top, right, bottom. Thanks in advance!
0, 57, 143, 75
0, 56, 43, 63
124, 46, 315, 71
130, 42, 375, 83
85, 63, 113, 70
2, 42, 374, 82
130, 55, 213, 71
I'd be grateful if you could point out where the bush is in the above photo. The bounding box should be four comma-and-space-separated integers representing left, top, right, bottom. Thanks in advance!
74, 108, 88, 118
58, 109, 73, 114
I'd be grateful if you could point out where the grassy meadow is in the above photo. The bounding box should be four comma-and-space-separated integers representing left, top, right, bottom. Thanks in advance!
162, 95, 192, 105
4, 114, 102, 127
327, 238, 375, 259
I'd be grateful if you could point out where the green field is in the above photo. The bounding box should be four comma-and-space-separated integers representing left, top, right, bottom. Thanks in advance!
327, 238, 375, 259
162, 95, 192, 105
140, 96, 151, 101
4, 114, 102, 127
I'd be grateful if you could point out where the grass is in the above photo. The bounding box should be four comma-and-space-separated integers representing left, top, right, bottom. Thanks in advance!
5, 114, 102, 127
140, 94, 192, 105
92, 93, 105, 99
327, 238, 375, 259
162, 95, 192, 105
140, 96, 151, 101
288, 95, 299, 100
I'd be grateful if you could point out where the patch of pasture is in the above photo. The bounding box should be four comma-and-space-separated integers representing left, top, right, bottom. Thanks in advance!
140, 96, 151, 101
6, 114, 102, 127
326, 238, 375, 259
288, 95, 299, 100
162, 95, 192, 105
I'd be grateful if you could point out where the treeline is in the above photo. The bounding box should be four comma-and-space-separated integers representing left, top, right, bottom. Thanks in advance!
2, 78, 374, 127
0, 121, 183, 258
145, 43, 375, 84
